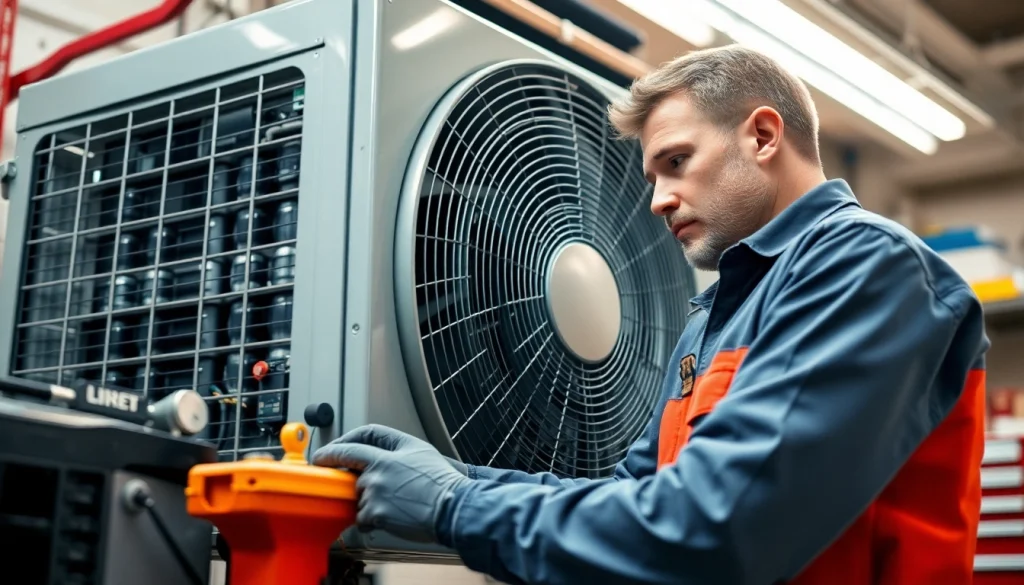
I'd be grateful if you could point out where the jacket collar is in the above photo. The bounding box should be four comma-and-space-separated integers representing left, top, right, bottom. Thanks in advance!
688, 179, 861, 310
741, 178, 860, 257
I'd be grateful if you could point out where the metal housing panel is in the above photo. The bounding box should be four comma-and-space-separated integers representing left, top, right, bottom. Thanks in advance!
233, 46, 356, 449
2, 0, 636, 449
348, 0, 630, 444
103, 471, 212, 585
1, 25, 341, 462
16, 0, 339, 132
292, 2, 355, 445
335, 0, 643, 557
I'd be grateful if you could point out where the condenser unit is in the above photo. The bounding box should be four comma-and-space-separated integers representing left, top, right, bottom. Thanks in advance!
0, 0, 696, 561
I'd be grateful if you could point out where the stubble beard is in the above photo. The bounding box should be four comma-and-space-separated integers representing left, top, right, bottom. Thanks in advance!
681, 156, 773, 272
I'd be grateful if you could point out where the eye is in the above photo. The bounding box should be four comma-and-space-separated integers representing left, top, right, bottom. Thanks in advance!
669, 155, 688, 169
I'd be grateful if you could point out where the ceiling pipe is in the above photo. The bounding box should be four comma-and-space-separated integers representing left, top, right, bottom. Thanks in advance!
984, 36, 1024, 69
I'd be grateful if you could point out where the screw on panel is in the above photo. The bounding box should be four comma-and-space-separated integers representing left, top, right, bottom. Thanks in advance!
351, 324, 360, 334
313, 51, 319, 59
121, 479, 153, 514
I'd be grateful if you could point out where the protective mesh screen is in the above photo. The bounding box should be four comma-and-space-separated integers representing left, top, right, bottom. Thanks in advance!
404, 62, 693, 479
13, 67, 305, 460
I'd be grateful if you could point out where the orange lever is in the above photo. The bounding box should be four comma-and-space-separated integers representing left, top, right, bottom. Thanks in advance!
185, 423, 356, 585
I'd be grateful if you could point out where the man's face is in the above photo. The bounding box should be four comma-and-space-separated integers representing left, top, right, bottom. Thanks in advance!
640, 94, 774, 271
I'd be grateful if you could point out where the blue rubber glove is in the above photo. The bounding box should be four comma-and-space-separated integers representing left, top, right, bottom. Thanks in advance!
312, 424, 472, 543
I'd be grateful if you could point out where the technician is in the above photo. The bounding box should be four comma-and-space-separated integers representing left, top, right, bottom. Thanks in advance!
314, 45, 989, 585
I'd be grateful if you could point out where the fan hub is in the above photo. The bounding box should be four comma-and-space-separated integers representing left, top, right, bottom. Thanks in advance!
546, 242, 622, 363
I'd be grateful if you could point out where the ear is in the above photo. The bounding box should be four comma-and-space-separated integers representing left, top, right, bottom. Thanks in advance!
745, 106, 784, 164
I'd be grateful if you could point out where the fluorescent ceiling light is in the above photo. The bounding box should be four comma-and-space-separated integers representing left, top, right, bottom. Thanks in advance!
800, 0, 993, 129
723, 15, 939, 154
715, 0, 965, 142
616, 0, 965, 154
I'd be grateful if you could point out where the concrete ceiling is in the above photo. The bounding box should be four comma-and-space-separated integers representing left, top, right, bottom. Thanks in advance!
920, 0, 1024, 46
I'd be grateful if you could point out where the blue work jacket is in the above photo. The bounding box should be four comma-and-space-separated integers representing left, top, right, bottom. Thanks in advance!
435, 179, 990, 585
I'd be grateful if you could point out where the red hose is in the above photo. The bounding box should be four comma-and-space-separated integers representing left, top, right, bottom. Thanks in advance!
8, 0, 195, 97
0, 0, 16, 141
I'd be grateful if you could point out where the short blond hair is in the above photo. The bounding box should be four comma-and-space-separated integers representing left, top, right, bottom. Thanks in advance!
608, 45, 820, 162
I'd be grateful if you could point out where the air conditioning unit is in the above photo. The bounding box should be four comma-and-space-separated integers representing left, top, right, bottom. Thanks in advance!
0, 0, 696, 562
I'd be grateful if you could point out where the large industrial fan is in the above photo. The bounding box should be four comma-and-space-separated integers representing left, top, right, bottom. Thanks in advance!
0, 0, 696, 562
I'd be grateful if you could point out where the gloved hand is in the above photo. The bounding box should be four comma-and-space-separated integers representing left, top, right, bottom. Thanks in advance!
312, 424, 472, 543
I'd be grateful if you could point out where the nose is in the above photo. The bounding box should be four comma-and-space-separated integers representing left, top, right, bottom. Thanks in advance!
650, 183, 679, 217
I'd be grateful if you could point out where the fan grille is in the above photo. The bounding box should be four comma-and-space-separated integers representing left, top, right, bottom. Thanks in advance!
398, 62, 694, 479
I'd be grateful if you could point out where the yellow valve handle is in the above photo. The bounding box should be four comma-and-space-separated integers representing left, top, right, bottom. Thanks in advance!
279, 422, 311, 464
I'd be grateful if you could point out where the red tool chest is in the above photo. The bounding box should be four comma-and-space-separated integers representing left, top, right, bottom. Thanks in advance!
976, 437, 1024, 584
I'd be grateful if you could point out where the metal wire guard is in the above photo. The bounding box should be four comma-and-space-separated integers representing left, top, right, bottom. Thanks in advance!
396, 62, 694, 479
14, 68, 304, 462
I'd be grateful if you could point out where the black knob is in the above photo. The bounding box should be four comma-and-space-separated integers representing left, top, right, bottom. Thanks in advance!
303, 402, 335, 428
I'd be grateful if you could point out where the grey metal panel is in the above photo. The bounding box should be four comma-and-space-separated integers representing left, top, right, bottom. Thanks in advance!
3, 54, 323, 463
334, 0, 589, 555
355, 0, 637, 446
351, 0, 541, 443
103, 471, 212, 585
338, 0, 383, 441
16, 0, 329, 132
289, 0, 355, 445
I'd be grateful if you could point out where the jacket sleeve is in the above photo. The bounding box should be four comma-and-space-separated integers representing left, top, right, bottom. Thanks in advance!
466, 408, 660, 487
434, 223, 988, 585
